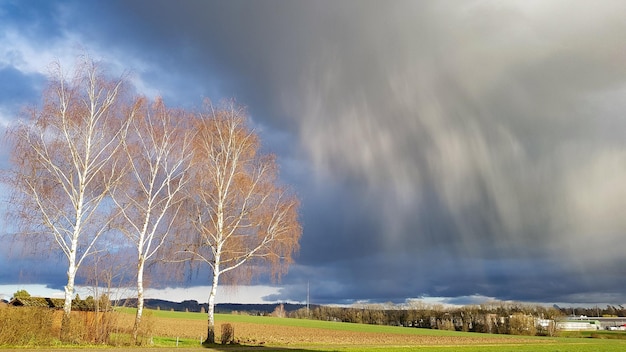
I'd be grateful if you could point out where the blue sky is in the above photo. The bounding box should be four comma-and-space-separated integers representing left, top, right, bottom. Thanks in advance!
2, 0, 626, 307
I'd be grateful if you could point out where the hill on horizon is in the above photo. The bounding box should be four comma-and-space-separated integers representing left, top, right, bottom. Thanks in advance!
117, 298, 307, 315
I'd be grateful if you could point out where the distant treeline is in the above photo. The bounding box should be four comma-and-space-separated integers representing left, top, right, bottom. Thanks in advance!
288, 302, 626, 336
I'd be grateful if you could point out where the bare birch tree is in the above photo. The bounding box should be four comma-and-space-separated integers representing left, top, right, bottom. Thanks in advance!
5, 58, 128, 337
111, 97, 193, 343
181, 102, 301, 344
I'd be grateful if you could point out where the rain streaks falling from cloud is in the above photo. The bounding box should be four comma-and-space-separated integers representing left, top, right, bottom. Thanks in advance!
277, 1, 626, 303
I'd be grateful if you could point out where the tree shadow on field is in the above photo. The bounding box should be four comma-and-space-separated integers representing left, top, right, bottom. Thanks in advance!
201, 344, 332, 352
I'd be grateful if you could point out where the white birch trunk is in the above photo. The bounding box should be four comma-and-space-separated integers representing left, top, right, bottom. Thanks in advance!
133, 256, 146, 343
62, 221, 81, 337
61, 250, 76, 340
64, 262, 76, 317
206, 256, 220, 344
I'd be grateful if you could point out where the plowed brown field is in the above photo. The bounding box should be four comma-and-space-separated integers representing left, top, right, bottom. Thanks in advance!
137, 314, 547, 347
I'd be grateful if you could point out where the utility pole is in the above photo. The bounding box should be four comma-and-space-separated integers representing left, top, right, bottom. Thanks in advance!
306, 281, 310, 317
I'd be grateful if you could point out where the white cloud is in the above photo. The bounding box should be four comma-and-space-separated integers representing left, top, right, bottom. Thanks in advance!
145, 285, 282, 304
0, 108, 12, 129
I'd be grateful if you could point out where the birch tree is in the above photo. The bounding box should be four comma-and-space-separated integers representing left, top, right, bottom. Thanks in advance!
182, 102, 301, 344
6, 59, 128, 337
111, 97, 193, 343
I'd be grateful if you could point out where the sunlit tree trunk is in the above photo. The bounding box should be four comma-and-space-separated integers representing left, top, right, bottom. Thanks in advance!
62, 178, 86, 337
133, 256, 145, 342
206, 253, 220, 344
62, 257, 76, 340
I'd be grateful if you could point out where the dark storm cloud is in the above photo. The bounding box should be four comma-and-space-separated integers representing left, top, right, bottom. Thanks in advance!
0, 1, 67, 40
0, 66, 44, 110
2, 0, 626, 305
0, 241, 67, 289
0, 67, 43, 170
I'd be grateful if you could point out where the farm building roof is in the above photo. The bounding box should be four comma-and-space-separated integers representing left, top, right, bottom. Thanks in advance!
9, 297, 65, 309
10, 296, 110, 311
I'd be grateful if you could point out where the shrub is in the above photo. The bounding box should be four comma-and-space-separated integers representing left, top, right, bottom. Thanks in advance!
0, 307, 55, 345
221, 323, 234, 344
0, 306, 130, 346
509, 313, 537, 336
61, 310, 122, 344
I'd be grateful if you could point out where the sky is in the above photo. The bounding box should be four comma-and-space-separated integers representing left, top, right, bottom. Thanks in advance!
2, 0, 626, 307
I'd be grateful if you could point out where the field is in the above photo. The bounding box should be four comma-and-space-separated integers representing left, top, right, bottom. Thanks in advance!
4, 308, 626, 351
122, 309, 626, 351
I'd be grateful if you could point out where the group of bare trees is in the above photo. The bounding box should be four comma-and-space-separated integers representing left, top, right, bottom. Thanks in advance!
3, 58, 301, 344
291, 301, 563, 336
